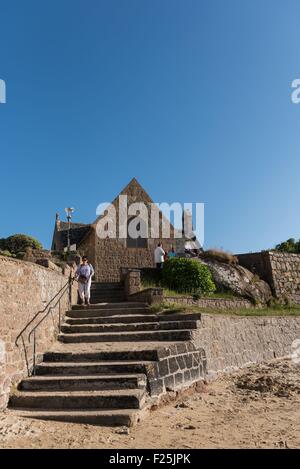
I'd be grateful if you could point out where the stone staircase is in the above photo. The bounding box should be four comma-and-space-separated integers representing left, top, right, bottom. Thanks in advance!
9, 301, 205, 426
90, 282, 125, 304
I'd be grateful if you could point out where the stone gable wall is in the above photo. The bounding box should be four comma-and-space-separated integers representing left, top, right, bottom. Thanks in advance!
0, 256, 77, 409
78, 179, 179, 281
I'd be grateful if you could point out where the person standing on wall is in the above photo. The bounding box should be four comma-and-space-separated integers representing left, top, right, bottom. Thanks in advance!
154, 242, 165, 269
75, 255, 94, 305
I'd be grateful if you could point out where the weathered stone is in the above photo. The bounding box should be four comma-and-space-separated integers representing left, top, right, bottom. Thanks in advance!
35, 259, 62, 273
175, 343, 187, 355
158, 359, 169, 377
168, 357, 179, 374
198, 258, 272, 305
186, 354, 193, 368
238, 251, 300, 304
128, 287, 163, 305
149, 378, 164, 396
177, 355, 186, 370
164, 375, 175, 391
174, 372, 183, 386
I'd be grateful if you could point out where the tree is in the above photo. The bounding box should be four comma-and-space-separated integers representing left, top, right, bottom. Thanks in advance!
274, 238, 300, 253
0, 234, 43, 255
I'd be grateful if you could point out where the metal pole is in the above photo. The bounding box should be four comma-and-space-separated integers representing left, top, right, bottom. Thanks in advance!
33, 329, 36, 376
67, 215, 71, 252
58, 298, 61, 334
69, 274, 72, 310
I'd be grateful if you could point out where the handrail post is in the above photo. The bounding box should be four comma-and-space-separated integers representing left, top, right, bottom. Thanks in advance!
32, 329, 36, 376
21, 335, 30, 377
68, 274, 72, 311
58, 299, 61, 334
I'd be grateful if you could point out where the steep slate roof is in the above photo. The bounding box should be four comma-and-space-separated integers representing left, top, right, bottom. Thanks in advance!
56, 224, 91, 248
59, 221, 88, 231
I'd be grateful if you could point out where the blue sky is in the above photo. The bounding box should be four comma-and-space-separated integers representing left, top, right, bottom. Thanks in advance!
0, 0, 300, 253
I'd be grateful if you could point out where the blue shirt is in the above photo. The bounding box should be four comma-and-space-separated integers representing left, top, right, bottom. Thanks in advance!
76, 264, 94, 279
168, 251, 176, 258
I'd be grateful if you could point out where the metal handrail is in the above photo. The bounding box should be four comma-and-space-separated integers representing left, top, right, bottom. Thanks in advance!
15, 278, 70, 347
15, 275, 74, 376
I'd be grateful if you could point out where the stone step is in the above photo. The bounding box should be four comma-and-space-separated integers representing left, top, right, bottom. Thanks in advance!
67, 307, 151, 318
61, 320, 198, 334
90, 298, 126, 304
72, 302, 148, 310
58, 330, 193, 343
91, 291, 125, 294
19, 374, 147, 392
10, 389, 146, 410
43, 349, 159, 362
64, 312, 201, 325
13, 408, 142, 426
91, 290, 125, 296
90, 300, 126, 305
65, 314, 160, 325
91, 296, 126, 302
35, 361, 154, 376
91, 282, 124, 289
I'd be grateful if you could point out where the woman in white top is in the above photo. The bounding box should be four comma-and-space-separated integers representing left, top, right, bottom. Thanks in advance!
75, 256, 95, 305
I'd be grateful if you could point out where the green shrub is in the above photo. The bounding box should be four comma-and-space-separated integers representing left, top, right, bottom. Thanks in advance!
0, 249, 15, 258
15, 251, 26, 259
0, 238, 7, 250
274, 238, 300, 253
141, 268, 161, 286
162, 258, 216, 295
2, 234, 42, 255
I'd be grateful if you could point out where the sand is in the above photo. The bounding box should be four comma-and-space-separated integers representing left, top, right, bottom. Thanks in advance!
0, 358, 299, 449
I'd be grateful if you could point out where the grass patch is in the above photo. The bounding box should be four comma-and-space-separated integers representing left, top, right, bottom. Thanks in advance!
141, 280, 238, 300
142, 280, 186, 298
149, 302, 300, 317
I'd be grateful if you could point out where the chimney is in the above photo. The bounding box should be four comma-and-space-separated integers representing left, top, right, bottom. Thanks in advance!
182, 209, 193, 239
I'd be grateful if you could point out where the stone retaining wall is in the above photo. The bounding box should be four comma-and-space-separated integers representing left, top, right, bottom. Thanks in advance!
238, 251, 300, 303
0, 256, 77, 409
128, 288, 164, 305
268, 251, 300, 302
165, 296, 252, 310
192, 313, 300, 377
145, 343, 207, 397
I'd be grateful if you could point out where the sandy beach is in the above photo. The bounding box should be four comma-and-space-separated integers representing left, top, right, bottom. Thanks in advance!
0, 358, 299, 449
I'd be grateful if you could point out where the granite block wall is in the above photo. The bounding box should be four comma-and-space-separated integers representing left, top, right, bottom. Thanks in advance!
0, 256, 77, 409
